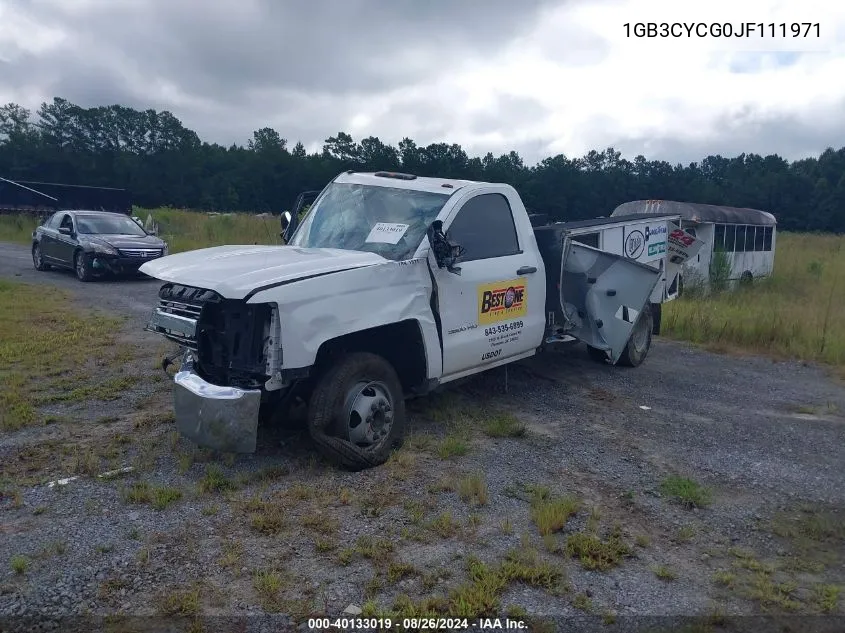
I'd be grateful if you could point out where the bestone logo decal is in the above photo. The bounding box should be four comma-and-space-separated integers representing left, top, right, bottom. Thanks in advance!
477, 278, 527, 325
624, 230, 645, 259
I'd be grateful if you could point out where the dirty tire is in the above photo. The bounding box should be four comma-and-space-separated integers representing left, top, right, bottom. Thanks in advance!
618, 303, 653, 368
651, 302, 662, 335
32, 244, 50, 271
740, 270, 753, 285
74, 250, 93, 282
586, 345, 610, 364
307, 352, 405, 471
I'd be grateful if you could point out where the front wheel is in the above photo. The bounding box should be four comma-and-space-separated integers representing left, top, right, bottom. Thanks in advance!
32, 244, 50, 271
74, 251, 94, 282
617, 303, 653, 367
307, 352, 406, 470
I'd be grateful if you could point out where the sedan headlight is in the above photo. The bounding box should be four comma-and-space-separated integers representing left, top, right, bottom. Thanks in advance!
86, 241, 118, 255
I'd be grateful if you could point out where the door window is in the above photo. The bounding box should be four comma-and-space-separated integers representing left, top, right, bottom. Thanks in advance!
46, 212, 62, 229
446, 193, 520, 262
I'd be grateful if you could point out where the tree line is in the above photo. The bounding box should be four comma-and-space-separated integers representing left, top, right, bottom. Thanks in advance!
1, 97, 844, 232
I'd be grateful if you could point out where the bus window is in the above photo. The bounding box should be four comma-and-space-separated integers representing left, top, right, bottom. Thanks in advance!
735, 226, 746, 252
745, 226, 755, 252
763, 226, 773, 251
754, 225, 765, 251
713, 224, 726, 251
724, 225, 736, 251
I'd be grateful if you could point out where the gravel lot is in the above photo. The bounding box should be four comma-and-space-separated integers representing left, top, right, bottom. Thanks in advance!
1, 242, 843, 633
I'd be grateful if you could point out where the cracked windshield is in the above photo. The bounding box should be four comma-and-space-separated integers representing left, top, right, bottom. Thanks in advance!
289, 182, 450, 261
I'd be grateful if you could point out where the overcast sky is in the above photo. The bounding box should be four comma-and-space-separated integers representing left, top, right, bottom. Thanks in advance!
1, 0, 844, 166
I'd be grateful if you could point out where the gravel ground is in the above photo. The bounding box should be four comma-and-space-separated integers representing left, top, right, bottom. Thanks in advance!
1, 241, 844, 633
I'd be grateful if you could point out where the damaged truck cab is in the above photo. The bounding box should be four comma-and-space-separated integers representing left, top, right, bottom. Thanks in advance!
140, 171, 661, 470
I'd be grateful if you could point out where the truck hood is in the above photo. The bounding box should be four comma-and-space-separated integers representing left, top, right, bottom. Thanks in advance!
139, 245, 387, 299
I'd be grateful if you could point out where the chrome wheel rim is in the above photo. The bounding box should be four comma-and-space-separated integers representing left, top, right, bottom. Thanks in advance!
342, 380, 393, 447
76, 254, 86, 278
33, 246, 42, 267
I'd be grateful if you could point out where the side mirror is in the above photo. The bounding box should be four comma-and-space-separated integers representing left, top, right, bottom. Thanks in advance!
59, 226, 72, 236
426, 220, 464, 275
282, 211, 299, 244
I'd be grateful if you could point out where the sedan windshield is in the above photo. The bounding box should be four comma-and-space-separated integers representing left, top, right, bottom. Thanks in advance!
76, 214, 147, 236
289, 183, 451, 261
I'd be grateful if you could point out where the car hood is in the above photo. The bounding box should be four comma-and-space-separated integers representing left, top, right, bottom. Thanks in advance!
139, 245, 388, 299
83, 234, 165, 249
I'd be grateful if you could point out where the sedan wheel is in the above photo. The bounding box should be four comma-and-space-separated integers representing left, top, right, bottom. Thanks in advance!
32, 244, 50, 271
75, 251, 93, 282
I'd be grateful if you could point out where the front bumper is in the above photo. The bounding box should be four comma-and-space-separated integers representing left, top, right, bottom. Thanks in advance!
91, 254, 163, 273
173, 353, 262, 453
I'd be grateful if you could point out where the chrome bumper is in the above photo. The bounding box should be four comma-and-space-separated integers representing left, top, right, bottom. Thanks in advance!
173, 354, 261, 453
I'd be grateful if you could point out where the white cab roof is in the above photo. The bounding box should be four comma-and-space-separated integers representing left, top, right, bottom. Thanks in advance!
334, 171, 482, 195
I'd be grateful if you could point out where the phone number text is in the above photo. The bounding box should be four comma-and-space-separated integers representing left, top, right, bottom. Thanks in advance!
485, 320, 523, 337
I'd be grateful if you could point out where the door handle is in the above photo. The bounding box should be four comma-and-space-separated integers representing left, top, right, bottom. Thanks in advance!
516, 266, 537, 275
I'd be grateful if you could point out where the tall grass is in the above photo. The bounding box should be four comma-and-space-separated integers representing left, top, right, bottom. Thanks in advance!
0, 213, 39, 244
663, 232, 845, 370
137, 207, 280, 253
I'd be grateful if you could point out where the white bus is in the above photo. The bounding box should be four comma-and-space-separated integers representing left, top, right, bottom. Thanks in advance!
611, 200, 777, 291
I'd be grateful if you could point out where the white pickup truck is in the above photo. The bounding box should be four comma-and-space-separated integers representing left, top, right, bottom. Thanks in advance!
140, 171, 661, 469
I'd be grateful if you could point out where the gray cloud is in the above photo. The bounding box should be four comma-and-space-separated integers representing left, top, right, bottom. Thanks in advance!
468, 95, 551, 137
606, 101, 845, 165
12, 0, 559, 98
3, 0, 843, 167
2, 0, 564, 153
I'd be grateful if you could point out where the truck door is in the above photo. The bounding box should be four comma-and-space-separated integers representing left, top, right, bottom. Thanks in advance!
559, 239, 661, 364
431, 190, 546, 379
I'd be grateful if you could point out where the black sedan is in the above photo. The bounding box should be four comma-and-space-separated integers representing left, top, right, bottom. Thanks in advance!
31, 210, 169, 282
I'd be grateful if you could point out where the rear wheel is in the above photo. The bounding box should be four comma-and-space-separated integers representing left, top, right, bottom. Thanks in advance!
32, 244, 50, 271
618, 303, 653, 367
307, 352, 406, 470
74, 250, 94, 282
